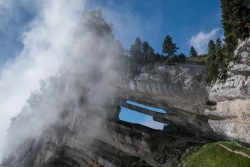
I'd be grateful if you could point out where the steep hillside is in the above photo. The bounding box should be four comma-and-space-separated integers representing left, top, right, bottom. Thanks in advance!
175, 141, 250, 167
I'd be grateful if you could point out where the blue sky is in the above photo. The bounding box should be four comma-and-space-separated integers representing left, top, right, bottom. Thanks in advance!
119, 101, 166, 129
85, 0, 223, 55
0, 0, 224, 159
0, 0, 223, 63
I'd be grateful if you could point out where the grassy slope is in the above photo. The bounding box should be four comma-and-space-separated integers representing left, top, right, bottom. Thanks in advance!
174, 141, 250, 167
186, 54, 207, 64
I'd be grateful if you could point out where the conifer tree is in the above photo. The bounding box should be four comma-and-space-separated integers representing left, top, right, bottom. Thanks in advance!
208, 40, 216, 54
215, 38, 222, 51
147, 46, 155, 64
220, 0, 250, 59
155, 52, 161, 62
178, 53, 186, 62
162, 35, 179, 58
215, 38, 223, 65
206, 40, 218, 82
142, 41, 149, 62
130, 37, 143, 64
189, 46, 198, 57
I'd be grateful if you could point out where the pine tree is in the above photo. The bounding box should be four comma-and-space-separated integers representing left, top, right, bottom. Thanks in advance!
130, 37, 143, 64
134, 37, 142, 51
155, 52, 161, 62
142, 41, 150, 62
206, 55, 218, 82
220, 0, 250, 60
214, 38, 228, 79
208, 40, 216, 54
129, 44, 134, 57
147, 46, 155, 64
178, 53, 186, 62
162, 35, 179, 58
189, 46, 198, 57
215, 38, 223, 65
215, 38, 222, 51
206, 40, 218, 82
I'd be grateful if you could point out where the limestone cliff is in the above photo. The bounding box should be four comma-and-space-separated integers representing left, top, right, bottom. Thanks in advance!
1, 60, 214, 167
208, 38, 250, 146
1, 115, 211, 167
114, 37, 250, 146
113, 63, 215, 136
1, 10, 250, 167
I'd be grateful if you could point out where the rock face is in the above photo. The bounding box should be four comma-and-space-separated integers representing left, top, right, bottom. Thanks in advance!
113, 38, 250, 147
1, 60, 215, 167
114, 63, 213, 134
208, 38, 250, 146
1, 115, 210, 167
2, 10, 250, 167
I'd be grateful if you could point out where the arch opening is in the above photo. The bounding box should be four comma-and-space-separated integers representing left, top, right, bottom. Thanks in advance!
119, 106, 165, 130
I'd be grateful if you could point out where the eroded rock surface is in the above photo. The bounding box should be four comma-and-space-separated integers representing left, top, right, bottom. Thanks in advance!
2, 10, 250, 167
208, 38, 250, 146
2, 114, 210, 167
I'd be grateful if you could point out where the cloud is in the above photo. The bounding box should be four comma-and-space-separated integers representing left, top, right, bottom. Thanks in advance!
0, 0, 86, 161
189, 28, 220, 54
0, 1, 165, 162
140, 116, 165, 130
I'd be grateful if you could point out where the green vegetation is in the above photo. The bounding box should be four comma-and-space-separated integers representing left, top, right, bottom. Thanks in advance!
175, 141, 250, 167
207, 0, 250, 81
186, 54, 207, 64
126, 0, 250, 82
205, 36, 232, 82
189, 46, 198, 57
219, 141, 250, 156
162, 35, 179, 58
130, 37, 144, 64
147, 46, 155, 63
220, 0, 250, 60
